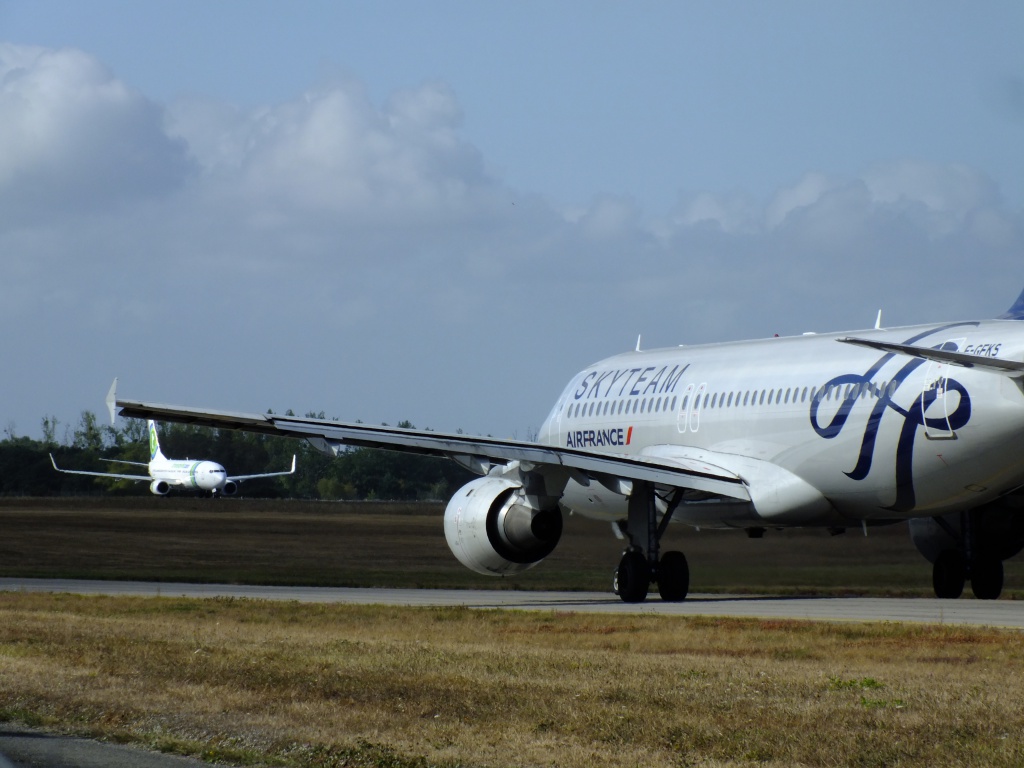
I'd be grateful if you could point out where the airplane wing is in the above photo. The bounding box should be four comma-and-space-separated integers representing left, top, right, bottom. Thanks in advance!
50, 454, 150, 482
112, 397, 750, 502
99, 458, 149, 467
227, 455, 297, 483
838, 337, 1024, 375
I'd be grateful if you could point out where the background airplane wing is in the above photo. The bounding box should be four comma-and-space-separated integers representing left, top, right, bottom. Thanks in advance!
50, 454, 150, 482
114, 397, 750, 502
227, 455, 297, 483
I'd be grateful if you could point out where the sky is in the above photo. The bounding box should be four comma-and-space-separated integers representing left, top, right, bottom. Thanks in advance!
1, 1, 1023, 443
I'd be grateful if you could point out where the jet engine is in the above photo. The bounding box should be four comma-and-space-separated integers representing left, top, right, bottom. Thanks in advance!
221, 481, 238, 496
444, 476, 563, 576
149, 480, 170, 496
910, 499, 1024, 564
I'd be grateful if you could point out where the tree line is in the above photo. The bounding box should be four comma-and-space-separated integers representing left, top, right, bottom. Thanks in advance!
0, 411, 475, 499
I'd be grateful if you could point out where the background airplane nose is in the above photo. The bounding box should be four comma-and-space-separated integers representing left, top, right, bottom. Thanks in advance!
197, 463, 226, 491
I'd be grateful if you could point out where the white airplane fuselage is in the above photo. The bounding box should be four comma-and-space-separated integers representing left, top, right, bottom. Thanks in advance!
539, 319, 1024, 528
148, 458, 228, 493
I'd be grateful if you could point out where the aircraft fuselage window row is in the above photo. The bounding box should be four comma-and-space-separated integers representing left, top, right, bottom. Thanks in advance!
565, 380, 903, 419
568, 396, 679, 419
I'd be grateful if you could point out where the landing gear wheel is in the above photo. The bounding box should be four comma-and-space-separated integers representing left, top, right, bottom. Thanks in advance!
616, 551, 650, 604
657, 550, 689, 602
970, 558, 1003, 600
932, 549, 966, 599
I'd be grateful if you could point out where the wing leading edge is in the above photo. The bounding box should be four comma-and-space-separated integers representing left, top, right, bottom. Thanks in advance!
113, 397, 750, 502
50, 453, 150, 482
227, 454, 297, 483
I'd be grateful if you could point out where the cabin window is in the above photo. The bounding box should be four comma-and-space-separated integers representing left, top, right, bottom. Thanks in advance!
743, 391, 750, 406
710, 393, 717, 409
681, 395, 689, 411
671, 396, 677, 411
784, 387, 792, 404
703, 393, 710, 409
757, 390, 765, 405
775, 389, 783, 405
727, 392, 733, 407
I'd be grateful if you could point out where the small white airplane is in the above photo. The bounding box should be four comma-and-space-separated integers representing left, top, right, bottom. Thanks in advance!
109, 289, 1024, 601
51, 418, 296, 496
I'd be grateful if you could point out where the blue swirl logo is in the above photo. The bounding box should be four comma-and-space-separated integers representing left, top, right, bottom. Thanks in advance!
809, 323, 977, 512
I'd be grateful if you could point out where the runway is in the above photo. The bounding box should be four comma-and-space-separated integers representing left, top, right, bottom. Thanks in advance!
2, 578, 1022, 628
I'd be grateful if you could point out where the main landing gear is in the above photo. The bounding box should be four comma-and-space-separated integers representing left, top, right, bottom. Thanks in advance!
931, 514, 1004, 600
932, 549, 1004, 600
613, 481, 689, 603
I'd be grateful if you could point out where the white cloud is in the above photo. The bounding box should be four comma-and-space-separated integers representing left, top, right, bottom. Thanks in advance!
764, 172, 838, 229
167, 78, 503, 226
2, 43, 1023, 441
0, 44, 191, 220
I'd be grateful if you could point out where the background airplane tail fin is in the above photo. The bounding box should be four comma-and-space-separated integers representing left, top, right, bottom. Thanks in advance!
148, 420, 167, 462
998, 287, 1024, 320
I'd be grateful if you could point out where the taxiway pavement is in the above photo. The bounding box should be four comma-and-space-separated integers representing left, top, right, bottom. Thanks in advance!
1, 578, 1021, 628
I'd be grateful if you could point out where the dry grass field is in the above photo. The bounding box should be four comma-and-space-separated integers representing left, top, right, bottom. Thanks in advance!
1, 593, 1022, 768
3, 496, 1022, 596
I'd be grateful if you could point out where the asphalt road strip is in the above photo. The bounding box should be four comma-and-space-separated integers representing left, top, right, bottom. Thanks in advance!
1, 578, 1022, 628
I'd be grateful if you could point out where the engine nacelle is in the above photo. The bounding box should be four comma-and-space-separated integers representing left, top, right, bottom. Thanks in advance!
149, 480, 170, 496
910, 501, 1024, 564
444, 476, 563, 576
221, 481, 238, 496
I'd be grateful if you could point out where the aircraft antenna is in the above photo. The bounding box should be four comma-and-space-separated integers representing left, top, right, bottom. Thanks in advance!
635, 334, 642, 352
874, 310, 883, 330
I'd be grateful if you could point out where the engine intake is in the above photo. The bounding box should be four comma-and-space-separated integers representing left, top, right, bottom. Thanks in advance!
149, 480, 170, 496
444, 476, 563, 576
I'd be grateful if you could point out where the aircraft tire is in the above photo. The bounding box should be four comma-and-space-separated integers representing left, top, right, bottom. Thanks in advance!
616, 551, 650, 604
657, 550, 689, 602
970, 558, 1003, 600
932, 549, 966, 599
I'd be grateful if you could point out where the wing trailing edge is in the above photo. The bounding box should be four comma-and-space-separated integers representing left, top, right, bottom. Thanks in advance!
838, 337, 1024, 375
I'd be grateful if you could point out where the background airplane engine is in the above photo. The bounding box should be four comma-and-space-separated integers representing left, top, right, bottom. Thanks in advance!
149, 480, 170, 495
221, 481, 238, 496
443, 476, 563, 576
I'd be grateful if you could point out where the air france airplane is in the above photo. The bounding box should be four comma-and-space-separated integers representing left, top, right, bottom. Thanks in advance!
51, 418, 296, 496
109, 289, 1024, 601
